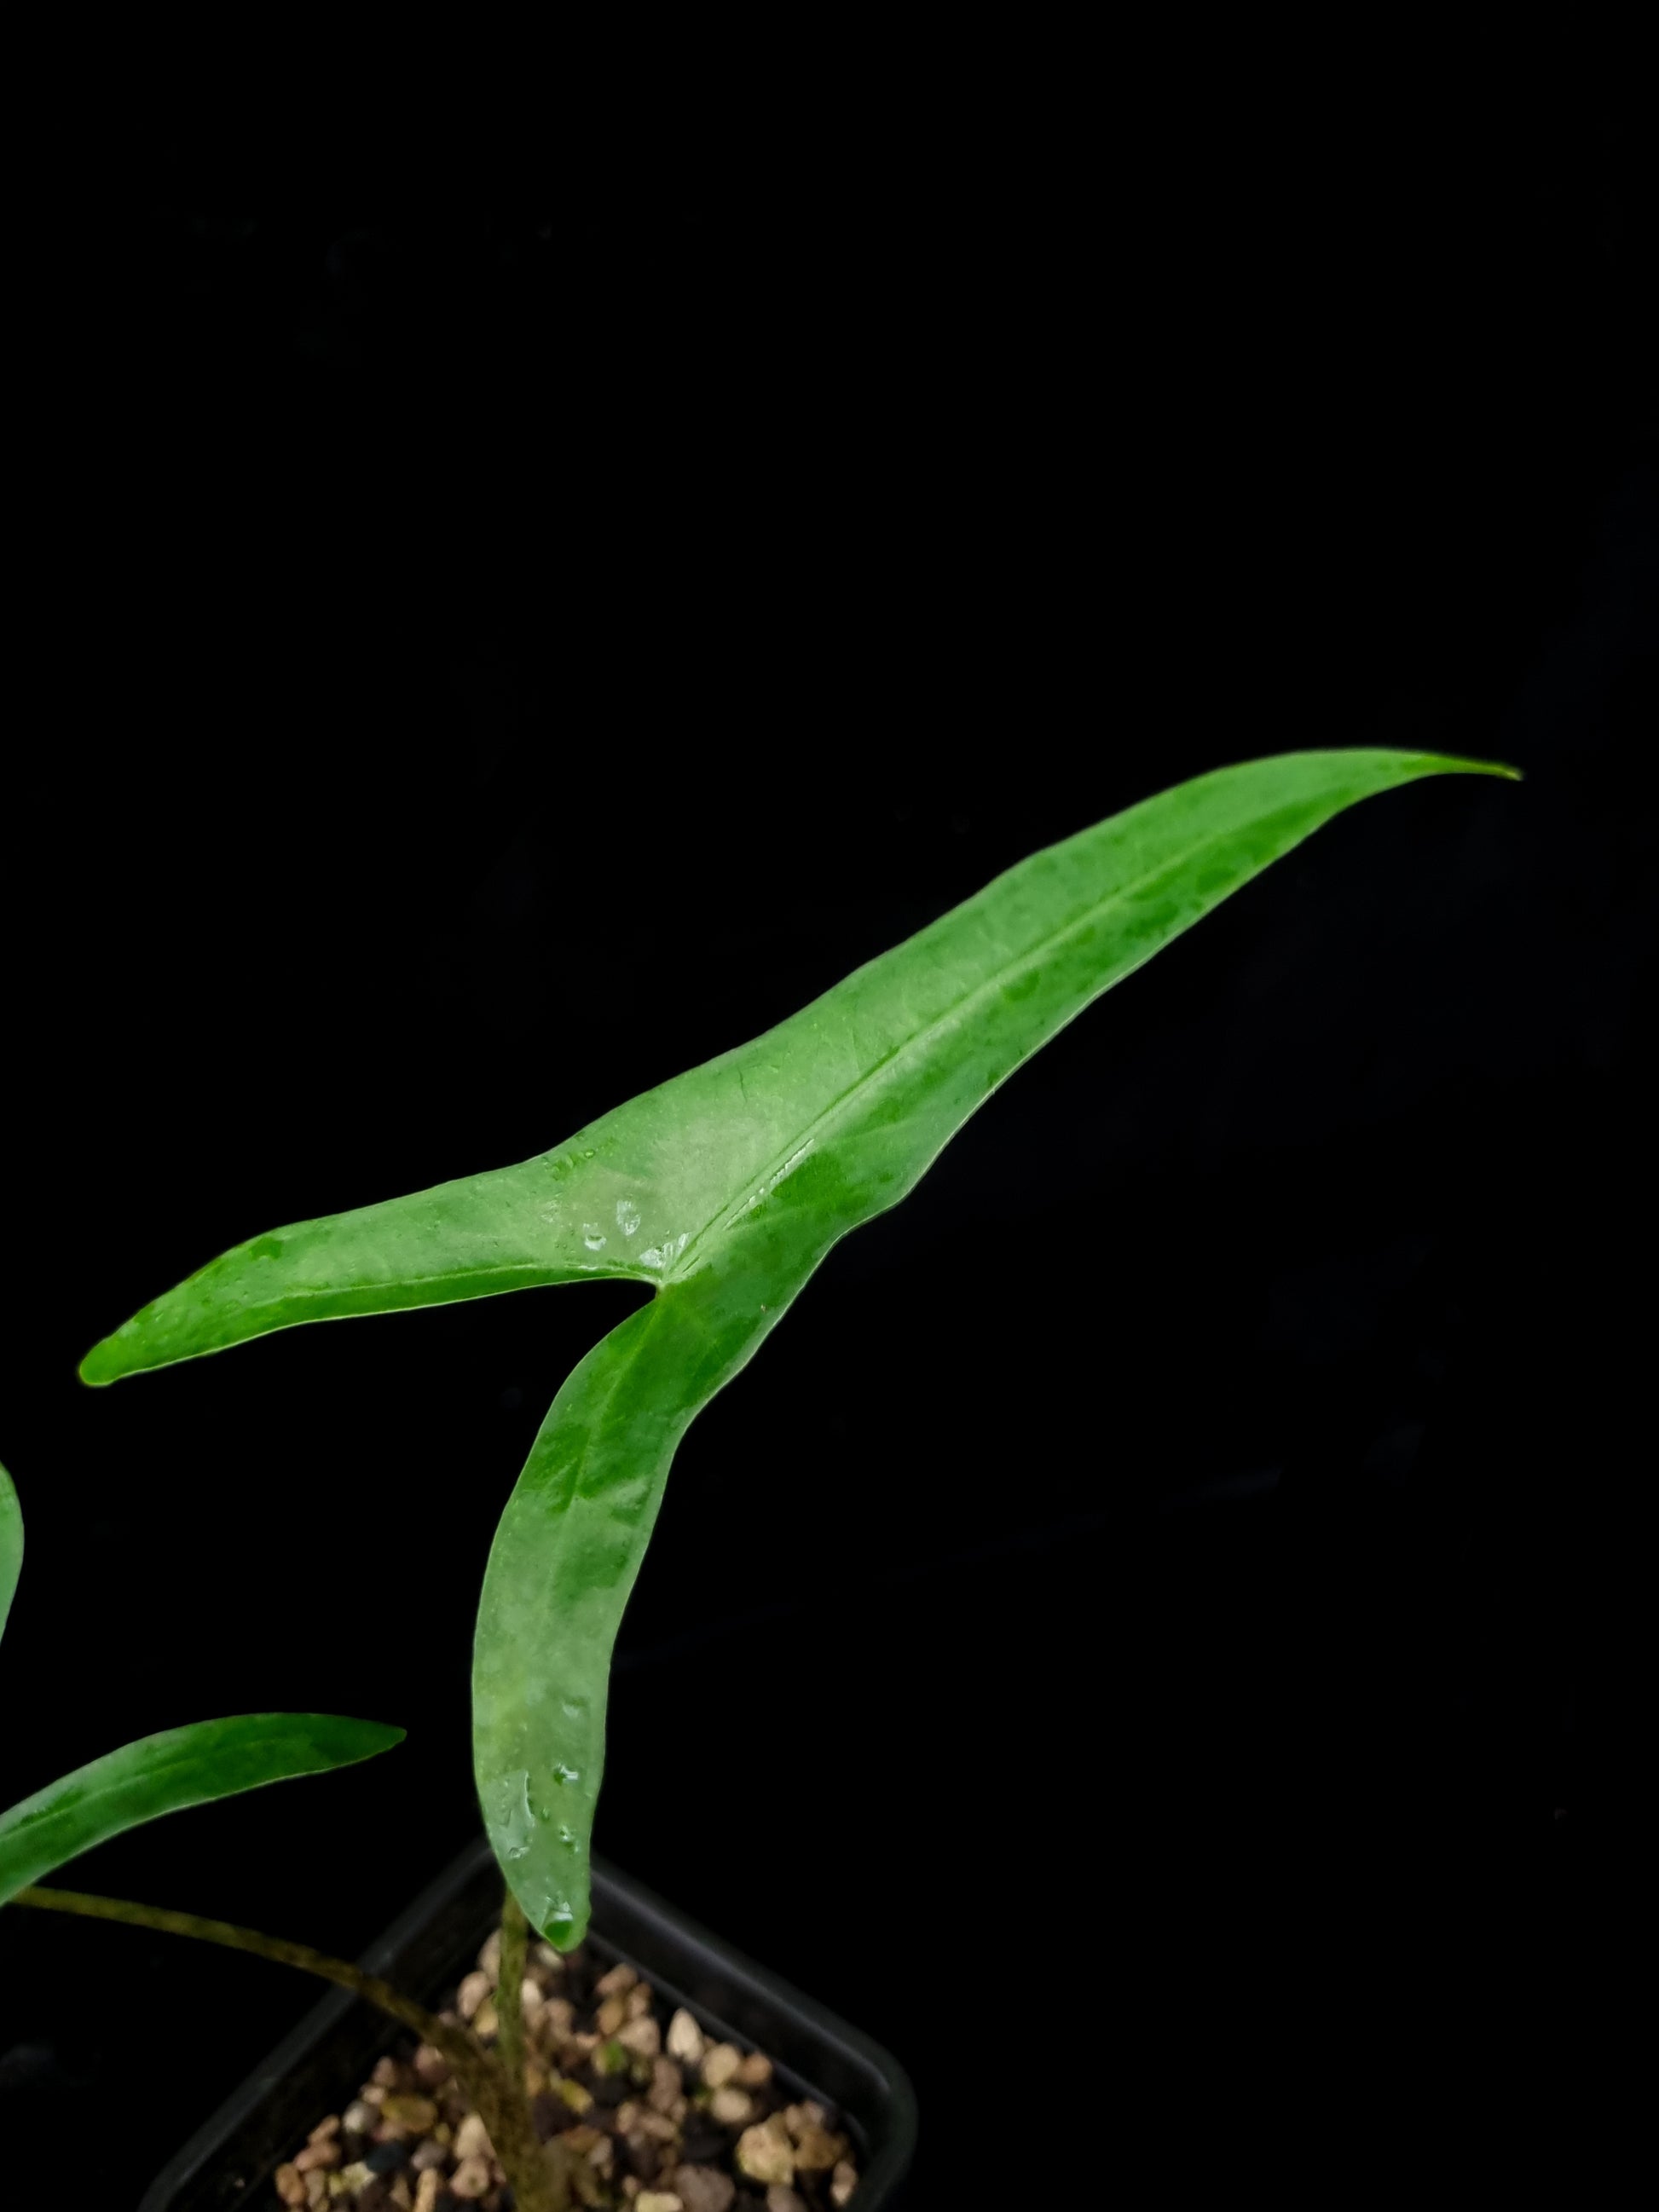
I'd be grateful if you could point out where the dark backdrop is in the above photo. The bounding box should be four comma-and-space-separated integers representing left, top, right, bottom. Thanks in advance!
3, 98, 1654, 2200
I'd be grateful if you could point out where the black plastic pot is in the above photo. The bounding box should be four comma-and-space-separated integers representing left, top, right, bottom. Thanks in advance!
139, 1834, 916, 2209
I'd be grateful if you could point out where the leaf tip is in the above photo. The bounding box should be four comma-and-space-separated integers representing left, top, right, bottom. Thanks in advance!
78, 1327, 136, 1385
1413, 750, 1523, 784
538, 1898, 587, 1953
327, 1715, 407, 1761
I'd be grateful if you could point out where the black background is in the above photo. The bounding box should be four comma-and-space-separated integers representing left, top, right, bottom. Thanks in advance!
3, 93, 1655, 2200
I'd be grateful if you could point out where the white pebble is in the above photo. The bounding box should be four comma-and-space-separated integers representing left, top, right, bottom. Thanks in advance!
453, 2112, 493, 2163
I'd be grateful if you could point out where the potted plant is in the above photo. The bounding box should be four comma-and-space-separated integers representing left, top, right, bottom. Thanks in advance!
1, 748, 1517, 2208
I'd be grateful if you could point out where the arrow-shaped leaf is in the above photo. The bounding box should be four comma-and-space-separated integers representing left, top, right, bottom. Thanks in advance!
0, 1712, 405, 1905
78, 750, 1517, 1940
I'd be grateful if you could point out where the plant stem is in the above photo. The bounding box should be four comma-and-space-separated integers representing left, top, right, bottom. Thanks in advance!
12, 1885, 566, 2212
495, 1884, 529, 2092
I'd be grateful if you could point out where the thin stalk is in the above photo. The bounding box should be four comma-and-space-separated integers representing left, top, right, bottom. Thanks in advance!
495, 1885, 529, 2092
12, 1885, 565, 2212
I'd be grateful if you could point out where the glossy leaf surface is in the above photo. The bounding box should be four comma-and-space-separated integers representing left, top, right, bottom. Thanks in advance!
78, 750, 1517, 1941
0, 1464, 20, 1645
0, 1712, 404, 1906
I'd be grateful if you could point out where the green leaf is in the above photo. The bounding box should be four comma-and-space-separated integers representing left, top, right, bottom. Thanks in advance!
77, 749, 1518, 1940
0, 1712, 404, 1906
0, 1464, 20, 1646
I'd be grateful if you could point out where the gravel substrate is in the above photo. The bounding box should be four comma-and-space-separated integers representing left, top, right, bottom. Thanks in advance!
269, 1918, 863, 2212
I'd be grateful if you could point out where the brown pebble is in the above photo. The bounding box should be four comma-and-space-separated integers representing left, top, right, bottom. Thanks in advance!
619, 2014, 662, 2058
621, 2126, 662, 2183
450, 2153, 492, 2199
476, 1928, 502, 1980
735, 2052, 772, 2088
307, 2114, 342, 2145
412, 2043, 452, 2088
379, 2094, 439, 2134
458, 1968, 493, 2021
668, 2164, 736, 2212
647, 2056, 682, 2115
736, 2117, 795, 2186
709, 2087, 754, 2127
666, 2009, 705, 2065
274, 2166, 305, 2209
781, 2101, 825, 2142
830, 2160, 859, 2209
701, 2043, 742, 2090
293, 2139, 340, 2174
371, 2057, 406, 2090
766, 2189, 807, 2212
593, 1961, 639, 1999
792, 2123, 842, 2174
413, 2172, 442, 2212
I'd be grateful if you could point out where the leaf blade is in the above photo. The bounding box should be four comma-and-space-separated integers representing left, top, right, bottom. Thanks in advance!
78, 1161, 653, 1385
0, 1713, 404, 1906
473, 1231, 821, 1942
0, 1464, 20, 1647
69, 749, 1517, 1940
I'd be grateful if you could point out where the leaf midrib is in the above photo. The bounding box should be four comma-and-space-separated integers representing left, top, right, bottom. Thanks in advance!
664, 821, 1247, 1285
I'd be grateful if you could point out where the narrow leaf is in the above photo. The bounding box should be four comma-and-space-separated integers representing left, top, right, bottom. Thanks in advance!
75, 750, 1518, 1940
0, 1464, 20, 1646
0, 1713, 404, 1906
